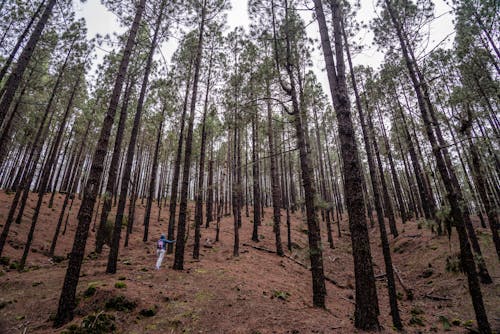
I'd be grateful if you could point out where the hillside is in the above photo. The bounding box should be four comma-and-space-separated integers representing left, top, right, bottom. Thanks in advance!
0, 191, 498, 334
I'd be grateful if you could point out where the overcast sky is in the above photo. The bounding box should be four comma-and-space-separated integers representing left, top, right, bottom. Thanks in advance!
74, 0, 455, 95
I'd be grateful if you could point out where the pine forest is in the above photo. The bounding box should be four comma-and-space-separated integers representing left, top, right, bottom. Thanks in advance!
0, 0, 498, 333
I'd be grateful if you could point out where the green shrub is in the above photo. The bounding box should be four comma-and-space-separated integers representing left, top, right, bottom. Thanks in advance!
84, 285, 97, 298
105, 296, 136, 312
114, 282, 126, 289
445, 253, 463, 273
272, 290, 290, 301
62, 312, 116, 334
139, 305, 158, 317
9, 261, 19, 270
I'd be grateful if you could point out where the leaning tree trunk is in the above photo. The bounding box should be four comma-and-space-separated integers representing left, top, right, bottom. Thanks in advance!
95, 77, 133, 253
0, 0, 57, 163
384, 1, 491, 332
19, 66, 83, 270
106, 0, 164, 274
54, 0, 146, 326
49, 118, 91, 257
0, 0, 44, 89
463, 116, 500, 261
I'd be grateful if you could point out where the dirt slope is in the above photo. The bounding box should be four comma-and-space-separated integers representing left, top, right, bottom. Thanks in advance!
0, 192, 498, 333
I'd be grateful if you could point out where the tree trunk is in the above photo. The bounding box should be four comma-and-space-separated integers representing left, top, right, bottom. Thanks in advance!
106, 0, 163, 274
0, 0, 44, 91
54, 0, 146, 325
95, 77, 133, 253
0, 0, 57, 163
313, 0, 379, 326
384, 1, 491, 331
167, 60, 193, 254
19, 66, 83, 270
251, 91, 261, 242
144, 103, 166, 242
173, 0, 206, 270
193, 45, 214, 259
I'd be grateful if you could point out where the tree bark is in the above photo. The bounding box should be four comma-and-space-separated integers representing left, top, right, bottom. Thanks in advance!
54, 0, 146, 325
173, 0, 206, 270
0, 0, 57, 163
313, 0, 379, 326
384, 1, 491, 331
106, 0, 164, 274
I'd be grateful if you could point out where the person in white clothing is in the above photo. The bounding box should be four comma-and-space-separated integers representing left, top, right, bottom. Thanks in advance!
156, 234, 174, 270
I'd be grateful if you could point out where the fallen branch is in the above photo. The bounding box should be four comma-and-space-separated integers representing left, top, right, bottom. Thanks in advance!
393, 265, 414, 300
425, 293, 452, 301
242, 243, 275, 254
405, 234, 422, 238
242, 243, 347, 289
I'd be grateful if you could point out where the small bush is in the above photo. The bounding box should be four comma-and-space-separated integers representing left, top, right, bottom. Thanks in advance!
438, 315, 451, 331
114, 282, 126, 289
409, 314, 425, 326
272, 290, 290, 301
84, 285, 97, 298
409, 307, 425, 326
105, 296, 136, 312
52, 255, 66, 263
139, 305, 158, 317
63, 312, 116, 334
445, 253, 463, 273
0, 256, 10, 266
9, 261, 19, 270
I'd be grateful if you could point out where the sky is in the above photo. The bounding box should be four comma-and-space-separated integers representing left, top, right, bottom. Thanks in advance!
74, 0, 455, 96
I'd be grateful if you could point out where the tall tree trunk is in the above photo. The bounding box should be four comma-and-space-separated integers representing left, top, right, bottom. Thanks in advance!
19, 66, 83, 270
0, 0, 44, 89
265, 74, 283, 256
54, 0, 146, 325
313, 0, 379, 326
366, 101, 398, 238
384, 1, 491, 331
314, 0, 379, 329
251, 90, 261, 242
463, 116, 500, 261
205, 150, 214, 228
106, 0, 164, 274
275, 0, 326, 309
173, 0, 206, 270
95, 77, 133, 253
144, 104, 166, 242
193, 45, 214, 259
376, 102, 406, 224
167, 61, 193, 254
0, 0, 57, 163
49, 119, 91, 257
342, 17, 401, 327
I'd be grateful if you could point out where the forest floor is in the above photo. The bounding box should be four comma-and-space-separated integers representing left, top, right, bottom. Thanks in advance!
0, 191, 498, 334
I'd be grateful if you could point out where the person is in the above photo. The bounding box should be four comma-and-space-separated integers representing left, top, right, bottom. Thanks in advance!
156, 234, 174, 270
